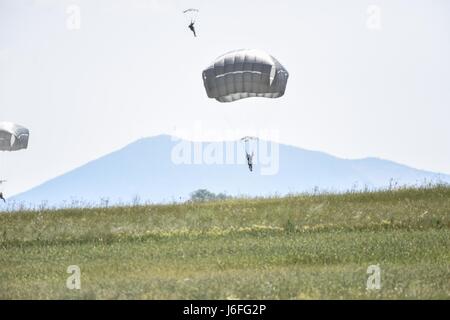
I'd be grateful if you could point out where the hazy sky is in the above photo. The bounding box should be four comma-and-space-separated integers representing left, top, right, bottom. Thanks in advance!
1, 0, 449, 196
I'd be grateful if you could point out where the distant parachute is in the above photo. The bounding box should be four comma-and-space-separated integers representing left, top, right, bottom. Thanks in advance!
202, 49, 289, 103
0, 122, 29, 151
183, 8, 199, 22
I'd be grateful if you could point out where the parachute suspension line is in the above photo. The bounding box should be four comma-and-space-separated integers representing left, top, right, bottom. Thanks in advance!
183, 8, 199, 23
241, 136, 258, 158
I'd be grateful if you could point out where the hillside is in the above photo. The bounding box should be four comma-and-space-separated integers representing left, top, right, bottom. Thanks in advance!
1, 186, 449, 299
10, 135, 450, 207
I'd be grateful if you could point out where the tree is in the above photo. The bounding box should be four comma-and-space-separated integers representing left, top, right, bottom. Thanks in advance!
189, 189, 217, 202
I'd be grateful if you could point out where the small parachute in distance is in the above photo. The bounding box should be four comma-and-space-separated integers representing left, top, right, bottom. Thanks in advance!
241, 137, 258, 172
183, 8, 199, 37
0, 122, 29, 152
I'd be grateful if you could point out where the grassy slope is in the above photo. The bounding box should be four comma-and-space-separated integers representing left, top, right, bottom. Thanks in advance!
0, 186, 449, 299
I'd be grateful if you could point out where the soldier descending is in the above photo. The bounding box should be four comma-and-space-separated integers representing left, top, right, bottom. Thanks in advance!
246, 152, 254, 172
188, 20, 197, 37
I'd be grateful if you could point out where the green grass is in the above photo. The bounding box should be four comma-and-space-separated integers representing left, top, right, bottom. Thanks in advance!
1, 186, 449, 299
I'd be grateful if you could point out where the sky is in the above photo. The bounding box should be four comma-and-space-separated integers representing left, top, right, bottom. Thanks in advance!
1, 0, 449, 196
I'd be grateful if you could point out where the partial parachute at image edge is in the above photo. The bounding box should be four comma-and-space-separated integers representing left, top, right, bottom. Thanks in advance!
0, 122, 30, 151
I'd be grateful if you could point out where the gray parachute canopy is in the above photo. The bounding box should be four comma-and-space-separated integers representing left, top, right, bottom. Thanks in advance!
202, 49, 289, 103
183, 8, 199, 14
0, 122, 29, 151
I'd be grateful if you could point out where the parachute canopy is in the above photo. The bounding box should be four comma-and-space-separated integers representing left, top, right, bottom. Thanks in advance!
202, 49, 289, 103
183, 8, 199, 14
0, 122, 29, 151
240, 136, 258, 143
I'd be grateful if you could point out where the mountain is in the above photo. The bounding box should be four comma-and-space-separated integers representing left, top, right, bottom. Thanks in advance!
10, 135, 450, 207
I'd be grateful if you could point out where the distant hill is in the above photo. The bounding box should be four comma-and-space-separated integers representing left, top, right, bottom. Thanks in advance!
10, 135, 450, 207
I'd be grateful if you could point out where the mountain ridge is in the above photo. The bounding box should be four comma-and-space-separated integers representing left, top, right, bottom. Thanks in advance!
9, 134, 450, 207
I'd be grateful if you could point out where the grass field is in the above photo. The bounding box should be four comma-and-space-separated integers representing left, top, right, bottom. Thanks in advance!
0, 186, 449, 299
